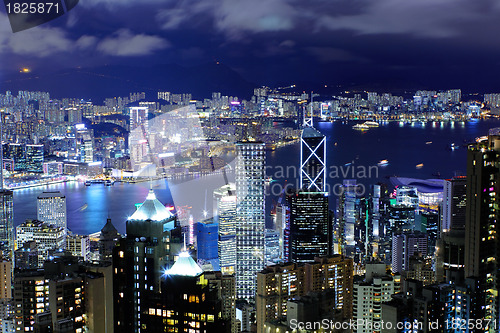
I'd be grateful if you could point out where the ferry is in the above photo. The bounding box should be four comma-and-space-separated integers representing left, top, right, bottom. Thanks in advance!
416, 163, 424, 169
353, 123, 369, 131
363, 121, 380, 127
377, 159, 389, 166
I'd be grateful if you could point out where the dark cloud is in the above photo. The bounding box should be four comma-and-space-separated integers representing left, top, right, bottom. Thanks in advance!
96, 29, 170, 56
1, 0, 500, 90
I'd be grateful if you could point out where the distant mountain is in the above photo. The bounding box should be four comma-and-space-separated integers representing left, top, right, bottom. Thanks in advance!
0, 63, 255, 103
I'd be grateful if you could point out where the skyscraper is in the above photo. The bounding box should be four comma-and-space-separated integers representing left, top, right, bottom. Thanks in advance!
16, 220, 65, 267
0, 189, 13, 260
436, 177, 467, 282
129, 107, 149, 132
287, 189, 331, 263
113, 189, 176, 332
391, 232, 427, 274
37, 191, 67, 232
442, 177, 467, 231
300, 127, 326, 192
257, 255, 353, 333
235, 142, 265, 301
338, 180, 358, 257
214, 183, 237, 275
25, 144, 44, 173
465, 129, 500, 328
143, 251, 231, 332
353, 264, 400, 333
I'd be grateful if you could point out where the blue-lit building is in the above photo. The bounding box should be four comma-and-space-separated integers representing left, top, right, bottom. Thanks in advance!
196, 221, 218, 261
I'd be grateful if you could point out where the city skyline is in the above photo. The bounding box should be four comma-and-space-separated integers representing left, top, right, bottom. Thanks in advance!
2, 2, 500, 331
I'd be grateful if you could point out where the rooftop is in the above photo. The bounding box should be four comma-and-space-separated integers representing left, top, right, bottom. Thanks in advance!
164, 251, 203, 277
302, 127, 324, 138
129, 190, 174, 222
37, 191, 65, 199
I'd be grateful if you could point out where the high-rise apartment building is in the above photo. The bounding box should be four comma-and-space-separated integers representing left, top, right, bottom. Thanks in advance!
16, 220, 65, 267
353, 264, 400, 333
256, 255, 353, 333
235, 142, 265, 301
37, 191, 67, 231
465, 129, 500, 328
66, 234, 90, 261
391, 232, 427, 274
129, 107, 149, 132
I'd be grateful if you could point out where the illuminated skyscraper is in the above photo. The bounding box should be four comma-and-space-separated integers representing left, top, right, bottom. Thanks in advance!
442, 177, 467, 231
436, 177, 467, 282
37, 191, 67, 232
287, 189, 331, 263
129, 107, 149, 132
113, 190, 176, 332
0, 190, 13, 259
465, 129, 500, 329
300, 127, 326, 192
338, 180, 357, 257
25, 144, 44, 173
235, 142, 265, 301
144, 252, 232, 332
214, 183, 237, 275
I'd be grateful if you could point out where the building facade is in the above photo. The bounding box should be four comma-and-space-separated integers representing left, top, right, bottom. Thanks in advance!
235, 142, 265, 301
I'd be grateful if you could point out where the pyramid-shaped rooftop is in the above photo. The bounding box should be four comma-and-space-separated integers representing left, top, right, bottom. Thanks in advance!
129, 190, 174, 222
164, 251, 203, 277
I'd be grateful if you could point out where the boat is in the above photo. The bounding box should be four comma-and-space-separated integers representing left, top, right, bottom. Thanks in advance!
363, 121, 380, 127
265, 177, 274, 185
416, 163, 424, 169
105, 179, 114, 186
84, 180, 91, 186
450, 143, 458, 151
426, 141, 432, 145
378, 159, 389, 166
353, 123, 369, 131
77, 204, 88, 212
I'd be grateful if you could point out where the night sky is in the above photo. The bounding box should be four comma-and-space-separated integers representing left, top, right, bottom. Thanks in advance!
2, 0, 500, 92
